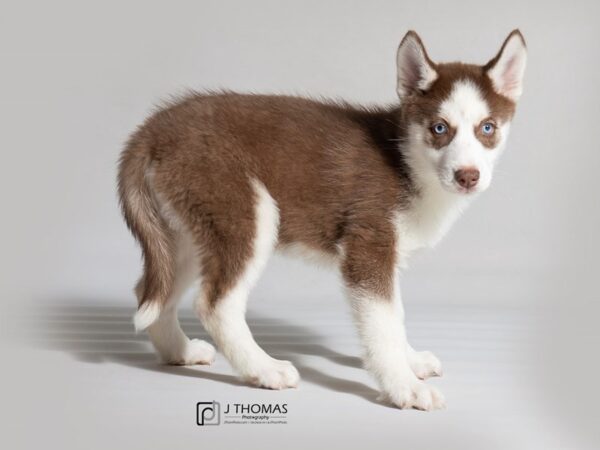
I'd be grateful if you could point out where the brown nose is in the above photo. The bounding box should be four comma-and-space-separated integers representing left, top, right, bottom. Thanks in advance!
454, 168, 480, 189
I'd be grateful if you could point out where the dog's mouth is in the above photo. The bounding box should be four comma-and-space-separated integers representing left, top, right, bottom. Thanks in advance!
453, 184, 479, 195
439, 178, 481, 195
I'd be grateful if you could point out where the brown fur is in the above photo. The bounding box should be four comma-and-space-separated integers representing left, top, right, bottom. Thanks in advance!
117, 133, 175, 307
399, 30, 519, 148
402, 63, 516, 137
118, 34, 519, 310
119, 94, 413, 305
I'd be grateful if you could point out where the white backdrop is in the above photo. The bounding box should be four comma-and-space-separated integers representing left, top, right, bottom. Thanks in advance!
3, 1, 596, 308
1, 1, 599, 448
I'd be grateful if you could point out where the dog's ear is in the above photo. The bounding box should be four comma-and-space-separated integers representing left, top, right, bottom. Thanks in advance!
396, 31, 438, 101
485, 30, 527, 102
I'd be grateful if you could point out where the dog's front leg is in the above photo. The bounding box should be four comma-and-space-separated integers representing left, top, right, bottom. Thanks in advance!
342, 238, 445, 410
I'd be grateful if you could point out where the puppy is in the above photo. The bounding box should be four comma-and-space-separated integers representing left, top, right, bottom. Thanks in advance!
118, 30, 526, 410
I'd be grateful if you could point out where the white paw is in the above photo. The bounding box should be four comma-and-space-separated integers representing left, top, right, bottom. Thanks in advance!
245, 358, 300, 390
384, 379, 446, 411
409, 350, 442, 380
167, 339, 216, 366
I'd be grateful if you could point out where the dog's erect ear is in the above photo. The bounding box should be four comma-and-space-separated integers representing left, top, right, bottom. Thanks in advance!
396, 31, 438, 101
485, 30, 527, 102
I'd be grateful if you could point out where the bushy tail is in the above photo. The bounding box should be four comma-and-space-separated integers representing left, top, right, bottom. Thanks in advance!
117, 133, 174, 331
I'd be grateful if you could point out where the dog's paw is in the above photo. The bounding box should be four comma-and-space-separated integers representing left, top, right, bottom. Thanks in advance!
185, 339, 216, 365
166, 339, 216, 366
383, 379, 446, 411
245, 359, 300, 390
409, 350, 442, 380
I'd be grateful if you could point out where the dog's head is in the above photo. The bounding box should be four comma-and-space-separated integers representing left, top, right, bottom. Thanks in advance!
397, 30, 527, 195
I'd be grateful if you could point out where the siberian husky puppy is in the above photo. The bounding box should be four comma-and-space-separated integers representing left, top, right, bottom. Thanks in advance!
118, 30, 526, 410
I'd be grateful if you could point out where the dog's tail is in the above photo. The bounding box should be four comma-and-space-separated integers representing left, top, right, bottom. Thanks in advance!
117, 132, 174, 331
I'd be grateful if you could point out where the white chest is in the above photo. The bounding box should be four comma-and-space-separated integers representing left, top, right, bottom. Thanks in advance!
394, 186, 471, 265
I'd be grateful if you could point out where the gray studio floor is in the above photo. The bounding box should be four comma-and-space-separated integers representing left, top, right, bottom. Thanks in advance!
3, 296, 584, 450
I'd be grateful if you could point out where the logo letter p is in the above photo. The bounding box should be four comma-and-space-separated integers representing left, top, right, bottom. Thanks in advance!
196, 401, 220, 426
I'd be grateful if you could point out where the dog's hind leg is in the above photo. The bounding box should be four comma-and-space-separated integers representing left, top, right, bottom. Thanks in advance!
194, 180, 299, 389
144, 231, 215, 365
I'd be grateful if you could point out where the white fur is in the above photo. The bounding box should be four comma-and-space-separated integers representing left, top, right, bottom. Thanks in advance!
133, 301, 161, 332
394, 184, 470, 263
407, 344, 443, 380
389, 80, 513, 398
146, 230, 215, 365
397, 80, 510, 261
277, 242, 342, 267
195, 180, 300, 389
437, 80, 507, 193
348, 280, 445, 410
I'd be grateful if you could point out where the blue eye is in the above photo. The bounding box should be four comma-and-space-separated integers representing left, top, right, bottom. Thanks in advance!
481, 122, 495, 135
432, 123, 448, 135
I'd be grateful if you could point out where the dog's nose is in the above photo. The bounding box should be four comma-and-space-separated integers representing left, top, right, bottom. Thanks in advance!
454, 168, 480, 189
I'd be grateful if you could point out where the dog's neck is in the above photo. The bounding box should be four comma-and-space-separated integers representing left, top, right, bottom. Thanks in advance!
394, 133, 474, 262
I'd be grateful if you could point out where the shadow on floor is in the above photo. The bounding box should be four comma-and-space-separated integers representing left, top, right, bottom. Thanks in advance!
25, 301, 385, 406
